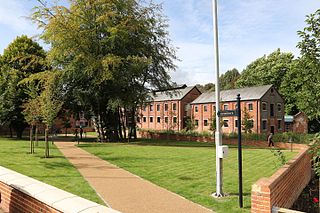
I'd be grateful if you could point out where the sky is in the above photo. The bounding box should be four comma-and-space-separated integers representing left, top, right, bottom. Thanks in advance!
0, 0, 319, 86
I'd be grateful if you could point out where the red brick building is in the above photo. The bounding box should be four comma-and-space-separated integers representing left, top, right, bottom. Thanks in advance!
190, 85, 285, 134
137, 85, 201, 131
284, 112, 308, 133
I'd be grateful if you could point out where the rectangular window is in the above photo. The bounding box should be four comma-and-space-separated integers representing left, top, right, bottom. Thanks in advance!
195, 120, 199, 126
164, 104, 168, 111
157, 104, 160, 112
277, 103, 282, 112
248, 103, 253, 111
157, 117, 161, 123
249, 119, 254, 128
278, 120, 282, 130
195, 106, 198, 112
223, 104, 229, 110
149, 117, 153, 123
164, 117, 168, 123
143, 117, 146, 123
150, 104, 153, 112
262, 102, 267, 111
204, 105, 207, 112
173, 117, 177, 123
262, 120, 267, 130
235, 119, 238, 128
223, 120, 229, 127
204, 120, 208, 126
270, 104, 274, 117
173, 103, 177, 111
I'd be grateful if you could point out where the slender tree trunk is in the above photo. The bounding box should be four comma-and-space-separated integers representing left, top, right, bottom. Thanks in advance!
35, 125, 39, 147
45, 126, 49, 158
29, 125, 34, 154
118, 108, 123, 141
9, 124, 13, 138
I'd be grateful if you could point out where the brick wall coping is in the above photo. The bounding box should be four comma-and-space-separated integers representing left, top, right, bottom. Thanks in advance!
0, 166, 120, 213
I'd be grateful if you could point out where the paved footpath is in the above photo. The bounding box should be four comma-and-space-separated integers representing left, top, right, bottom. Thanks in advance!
55, 142, 213, 213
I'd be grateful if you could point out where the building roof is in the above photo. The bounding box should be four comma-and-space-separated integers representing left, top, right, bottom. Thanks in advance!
146, 85, 197, 102
191, 85, 273, 104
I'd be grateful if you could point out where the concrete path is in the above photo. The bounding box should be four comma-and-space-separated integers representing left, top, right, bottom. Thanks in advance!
55, 142, 213, 213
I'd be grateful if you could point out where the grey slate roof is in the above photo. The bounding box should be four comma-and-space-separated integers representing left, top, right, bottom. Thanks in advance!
147, 86, 196, 102
191, 85, 273, 104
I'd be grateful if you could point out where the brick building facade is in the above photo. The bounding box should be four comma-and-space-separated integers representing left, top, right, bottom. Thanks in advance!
137, 85, 201, 131
190, 85, 285, 134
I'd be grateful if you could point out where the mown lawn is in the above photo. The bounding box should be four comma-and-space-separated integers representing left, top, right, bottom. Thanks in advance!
79, 139, 297, 213
0, 137, 104, 205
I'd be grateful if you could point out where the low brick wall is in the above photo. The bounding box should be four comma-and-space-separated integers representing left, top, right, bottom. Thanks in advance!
0, 166, 120, 213
139, 131, 307, 150
251, 146, 311, 213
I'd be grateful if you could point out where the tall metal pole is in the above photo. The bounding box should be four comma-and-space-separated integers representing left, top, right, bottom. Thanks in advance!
237, 94, 243, 208
211, 0, 223, 197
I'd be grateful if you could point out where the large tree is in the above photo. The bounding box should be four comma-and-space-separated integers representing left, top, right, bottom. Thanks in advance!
220, 68, 240, 90
32, 0, 177, 141
283, 9, 320, 120
0, 35, 47, 138
236, 49, 294, 90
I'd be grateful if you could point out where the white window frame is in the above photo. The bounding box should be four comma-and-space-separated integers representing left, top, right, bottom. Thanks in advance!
157, 116, 161, 123
172, 103, 177, 111
164, 103, 168, 111
143, 116, 147, 123
173, 116, 177, 123
262, 119, 267, 131
195, 106, 198, 113
277, 103, 282, 112
223, 104, 229, 110
156, 104, 160, 112
277, 119, 282, 130
149, 116, 153, 123
150, 104, 153, 112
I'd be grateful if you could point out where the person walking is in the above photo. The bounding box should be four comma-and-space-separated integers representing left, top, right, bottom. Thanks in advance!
80, 127, 83, 140
268, 132, 274, 147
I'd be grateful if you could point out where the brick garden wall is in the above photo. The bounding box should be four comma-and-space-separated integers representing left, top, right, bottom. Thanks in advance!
0, 181, 62, 213
0, 166, 119, 213
251, 147, 311, 213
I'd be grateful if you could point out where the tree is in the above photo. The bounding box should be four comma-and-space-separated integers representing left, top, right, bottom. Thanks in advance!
236, 49, 294, 90
242, 107, 253, 133
39, 72, 63, 158
32, 0, 177, 141
220, 68, 240, 90
293, 9, 320, 120
0, 35, 47, 138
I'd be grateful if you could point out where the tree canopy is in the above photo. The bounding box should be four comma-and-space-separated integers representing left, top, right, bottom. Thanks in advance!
0, 35, 47, 138
31, 0, 177, 141
220, 68, 240, 90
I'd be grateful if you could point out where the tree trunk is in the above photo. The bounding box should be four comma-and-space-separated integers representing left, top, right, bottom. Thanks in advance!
45, 126, 49, 158
9, 124, 13, 138
29, 125, 34, 154
35, 125, 39, 147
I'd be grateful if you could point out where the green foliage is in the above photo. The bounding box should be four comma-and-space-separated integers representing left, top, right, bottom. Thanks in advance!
0, 36, 47, 138
236, 49, 294, 90
309, 133, 320, 177
270, 148, 287, 168
241, 107, 253, 133
184, 116, 195, 131
220, 68, 240, 90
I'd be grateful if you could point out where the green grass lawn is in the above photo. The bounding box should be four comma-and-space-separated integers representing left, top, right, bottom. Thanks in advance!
0, 137, 104, 205
79, 139, 297, 213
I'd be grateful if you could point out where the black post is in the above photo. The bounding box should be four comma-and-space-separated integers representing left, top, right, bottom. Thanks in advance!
237, 94, 243, 208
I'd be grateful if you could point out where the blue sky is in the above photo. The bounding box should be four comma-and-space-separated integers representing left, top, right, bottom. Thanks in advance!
0, 0, 319, 85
